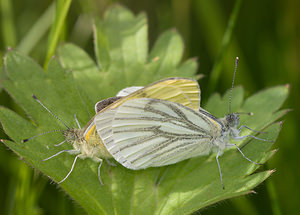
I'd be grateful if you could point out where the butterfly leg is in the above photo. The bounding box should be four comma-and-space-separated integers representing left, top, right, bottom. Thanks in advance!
42, 149, 80, 161
238, 125, 265, 134
96, 158, 104, 185
236, 126, 271, 142
91, 157, 105, 185
58, 154, 84, 184
54, 140, 67, 147
216, 151, 225, 190
232, 134, 272, 142
227, 143, 261, 165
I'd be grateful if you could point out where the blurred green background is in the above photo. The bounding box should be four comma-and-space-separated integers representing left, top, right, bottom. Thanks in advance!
0, 0, 298, 214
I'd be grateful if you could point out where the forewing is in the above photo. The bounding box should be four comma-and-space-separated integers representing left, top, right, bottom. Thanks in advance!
85, 78, 201, 139
95, 98, 220, 170
99, 77, 200, 112
94, 96, 122, 113
116, 86, 144, 97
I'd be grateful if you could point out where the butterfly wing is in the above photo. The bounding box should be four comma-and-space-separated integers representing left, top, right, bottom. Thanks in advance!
105, 77, 201, 110
95, 98, 222, 170
84, 78, 201, 140
116, 86, 144, 97
94, 96, 122, 113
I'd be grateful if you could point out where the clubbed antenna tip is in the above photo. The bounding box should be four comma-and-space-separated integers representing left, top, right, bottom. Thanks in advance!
21, 129, 65, 143
21, 139, 29, 143
31, 95, 69, 129
238, 112, 254, 116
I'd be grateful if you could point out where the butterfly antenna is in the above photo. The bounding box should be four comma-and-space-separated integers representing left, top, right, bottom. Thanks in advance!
32, 95, 69, 129
229, 57, 239, 114
238, 112, 253, 116
21, 129, 64, 143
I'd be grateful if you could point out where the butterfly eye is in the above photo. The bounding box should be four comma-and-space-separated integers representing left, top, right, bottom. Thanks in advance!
226, 114, 233, 123
226, 114, 238, 127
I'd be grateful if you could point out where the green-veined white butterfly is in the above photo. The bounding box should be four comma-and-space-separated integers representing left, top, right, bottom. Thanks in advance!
23, 78, 201, 184
94, 58, 271, 189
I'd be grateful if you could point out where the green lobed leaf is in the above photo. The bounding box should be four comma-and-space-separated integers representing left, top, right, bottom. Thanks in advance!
93, 5, 148, 86
95, 5, 148, 67
0, 5, 289, 215
58, 43, 102, 108
147, 29, 184, 78
59, 5, 198, 107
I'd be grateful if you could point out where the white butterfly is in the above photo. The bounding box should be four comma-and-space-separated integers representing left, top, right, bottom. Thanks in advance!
25, 78, 200, 185
94, 59, 271, 189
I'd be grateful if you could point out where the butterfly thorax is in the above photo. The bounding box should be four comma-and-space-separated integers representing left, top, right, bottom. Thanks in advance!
213, 113, 240, 153
64, 128, 112, 159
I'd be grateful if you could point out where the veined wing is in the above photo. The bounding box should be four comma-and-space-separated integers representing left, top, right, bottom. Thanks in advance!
106, 77, 201, 111
95, 98, 222, 170
95, 86, 146, 113
116, 86, 144, 97
84, 78, 201, 140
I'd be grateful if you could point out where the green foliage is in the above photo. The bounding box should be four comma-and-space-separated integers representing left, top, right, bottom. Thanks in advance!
17, 3, 55, 55
59, 6, 196, 104
208, 0, 242, 93
0, 0, 17, 47
45, 0, 72, 69
0, 6, 289, 215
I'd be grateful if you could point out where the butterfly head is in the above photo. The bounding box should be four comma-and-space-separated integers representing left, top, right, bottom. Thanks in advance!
226, 113, 240, 128
63, 128, 83, 143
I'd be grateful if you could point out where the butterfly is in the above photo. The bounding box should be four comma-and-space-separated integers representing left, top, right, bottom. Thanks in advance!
23, 78, 201, 184
93, 58, 271, 189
